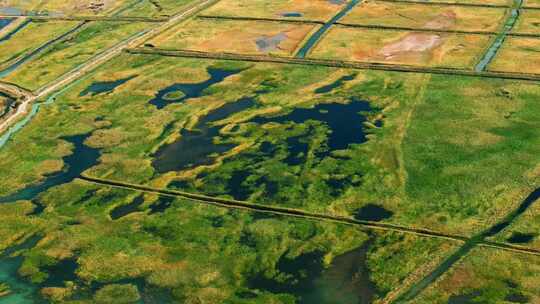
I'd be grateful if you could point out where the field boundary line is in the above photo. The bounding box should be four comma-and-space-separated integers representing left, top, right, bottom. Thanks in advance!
126, 48, 540, 82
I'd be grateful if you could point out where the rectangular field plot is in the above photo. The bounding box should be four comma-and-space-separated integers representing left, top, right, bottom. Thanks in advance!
0, 20, 79, 72
415, 248, 540, 303
0, 0, 141, 16
148, 18, 319, 57
512, 9, 540, 34
340, 1, 508, 32
377, 0, 512, 5
118, 0, 199, 18
1, 21, 149, 90
200, 0, 347, 22
488, 37, 540, 74
309, 26, 492, 69
2, 54, 540, 237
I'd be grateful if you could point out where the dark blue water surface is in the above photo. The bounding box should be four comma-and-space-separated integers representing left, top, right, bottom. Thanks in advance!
79, 75, 137, 97
0, 133, 100, 203
250, 97, 374, 156
152, 97, 255, 173
149, 67, 245, 109
314, 73, 356, 94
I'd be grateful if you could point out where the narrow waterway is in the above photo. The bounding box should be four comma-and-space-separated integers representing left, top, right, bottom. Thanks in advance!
0, 22, 87, 78
295, 0, 361, 58
474, 0, 523, 72
394, 186, 540, 303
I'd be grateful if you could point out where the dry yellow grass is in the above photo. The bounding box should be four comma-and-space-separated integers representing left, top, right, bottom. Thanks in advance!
524, 0, 540, 8
0, 0, 132, 16
309, 26, 492, 68
341, 1, 507, 32
201, 0, 346, 22
512, 9, 540, 34
488, 37, 540, 74
149, 18, 318, 57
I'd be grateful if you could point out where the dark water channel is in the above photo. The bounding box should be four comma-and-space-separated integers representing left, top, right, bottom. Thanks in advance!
0, 19, 30, 43
152, 97, 255, 173
149, 67, 245, 109
0, 91, 16, 119
249, 241, 377, 304
295, 0, 361, 58
396, 187, 540, 302
0, 133, 100, 203
110, 194, 145, 220
79, 75, 137, 96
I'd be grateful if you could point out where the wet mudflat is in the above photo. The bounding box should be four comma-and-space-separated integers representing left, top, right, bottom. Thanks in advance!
0, 133, 100, 203
149, 67, 245, 109
152, 97, 255, 173
79, 75, 137, 96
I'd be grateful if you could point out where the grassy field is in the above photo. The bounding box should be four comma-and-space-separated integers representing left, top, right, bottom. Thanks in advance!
118, 0, 199, 18
0, 178, 459, 303
1, 54, 539, 238
340, 1, 508, 32
0, 0, 141, 16
148, 18, 319, 57
0, 20, 79, 71
201, 0, 347, 22
415, 247, 540, 303
308, 26, 492, 68
1, 21, 150, 91
488, 37, 540, 74
512, 9, 540, 34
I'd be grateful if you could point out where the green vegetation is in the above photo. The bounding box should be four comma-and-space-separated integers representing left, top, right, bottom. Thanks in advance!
2, 21, 150, 90
0, 20, 79, 70
0, 179, 458, 303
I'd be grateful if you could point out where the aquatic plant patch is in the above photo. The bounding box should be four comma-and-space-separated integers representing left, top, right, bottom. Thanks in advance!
309, 26, 492, 69
201, 0, 348, 22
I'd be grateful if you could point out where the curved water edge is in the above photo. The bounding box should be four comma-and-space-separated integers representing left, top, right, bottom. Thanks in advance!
394, 186, 540, 303
0, 74, 90, 148
295, 0, 361, 58
474, 0, 523, 72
